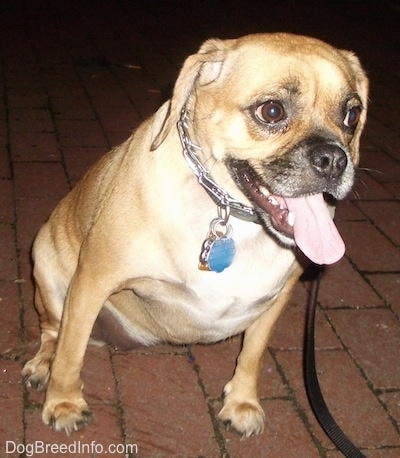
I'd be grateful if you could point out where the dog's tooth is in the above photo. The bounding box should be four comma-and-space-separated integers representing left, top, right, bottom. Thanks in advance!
267, 196, 278, 206
259, 185, 270, 197
287, 211, 295, 227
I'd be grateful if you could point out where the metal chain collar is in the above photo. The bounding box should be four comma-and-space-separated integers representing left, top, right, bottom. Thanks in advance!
177, 108, 260, 223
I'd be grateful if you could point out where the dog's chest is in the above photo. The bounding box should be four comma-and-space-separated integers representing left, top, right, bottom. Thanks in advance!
115, 227, 298, 345
183, 241, 296, 332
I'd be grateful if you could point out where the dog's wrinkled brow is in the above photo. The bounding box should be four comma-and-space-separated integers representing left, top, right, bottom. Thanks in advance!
282, 78, 301, 96
254, 77, 301, 101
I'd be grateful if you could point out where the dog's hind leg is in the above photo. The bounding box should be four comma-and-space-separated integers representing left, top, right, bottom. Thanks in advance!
22, 222, 76, 392
22, 264, 65, 390
218, 266, 302, 437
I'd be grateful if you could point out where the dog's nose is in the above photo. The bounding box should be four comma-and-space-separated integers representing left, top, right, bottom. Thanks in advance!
309, 144, 348, 180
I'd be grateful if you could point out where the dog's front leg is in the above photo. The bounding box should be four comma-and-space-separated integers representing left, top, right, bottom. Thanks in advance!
218, 268, 301, 437
41, 267, 108, 434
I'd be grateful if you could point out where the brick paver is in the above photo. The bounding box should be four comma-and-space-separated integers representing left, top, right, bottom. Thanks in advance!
0, 0, 399, 456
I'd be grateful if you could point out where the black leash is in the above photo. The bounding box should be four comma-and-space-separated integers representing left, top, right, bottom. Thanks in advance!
304, 267, 366, 457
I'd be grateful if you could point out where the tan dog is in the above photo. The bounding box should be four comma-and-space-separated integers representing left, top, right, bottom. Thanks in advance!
22, 33, 368, 436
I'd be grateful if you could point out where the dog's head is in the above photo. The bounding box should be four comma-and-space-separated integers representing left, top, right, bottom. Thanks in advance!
152, 33, 369, 265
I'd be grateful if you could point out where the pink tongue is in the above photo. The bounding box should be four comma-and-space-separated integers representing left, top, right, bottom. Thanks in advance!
284, 193, 345, 265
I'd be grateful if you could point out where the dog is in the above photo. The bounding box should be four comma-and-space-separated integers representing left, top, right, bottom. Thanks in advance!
22, 33, 368, 436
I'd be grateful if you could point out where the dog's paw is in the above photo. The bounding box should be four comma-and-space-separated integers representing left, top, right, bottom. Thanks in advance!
218, 399, 265, 437
43, 399, 93, 435
22, 358, 51, 391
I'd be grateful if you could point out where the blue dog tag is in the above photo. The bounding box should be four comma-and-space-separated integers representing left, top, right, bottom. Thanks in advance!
207, 237, 236, 273
199, 217, 236, 273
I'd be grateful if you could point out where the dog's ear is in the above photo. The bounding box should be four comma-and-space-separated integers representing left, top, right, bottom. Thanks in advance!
150, 39, 232, 150
340, 51, 369, 105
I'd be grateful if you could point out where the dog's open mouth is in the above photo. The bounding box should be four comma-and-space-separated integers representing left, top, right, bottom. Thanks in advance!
230, 162, 345, 265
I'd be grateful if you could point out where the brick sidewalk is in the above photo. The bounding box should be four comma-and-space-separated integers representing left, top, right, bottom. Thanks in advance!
0, 1, 399, 456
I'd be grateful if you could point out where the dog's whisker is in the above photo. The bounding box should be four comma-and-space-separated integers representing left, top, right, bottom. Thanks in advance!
349, 188, 361, 200
354, 175, 369, 190
356, 166, 382, 175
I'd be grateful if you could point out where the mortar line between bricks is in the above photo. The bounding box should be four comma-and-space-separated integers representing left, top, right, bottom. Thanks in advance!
107, 346, 135, 456
1, 50, 31, 451
187, 346, 230, 458
320, 247, 400, 449
92, 7, 165, 123
342, 251, 400, 278
322, 309, 400, 441
110, 65, 159, 123
367, 140, 400, 163
49, 12, 111, 190
45, 86, 73, 192
379, 388, 400, 393
268, 347, 328, 457
71, 66, 113, 153
341, 254, 400, 322
367, 138, 400, 164
352, 200, 400, 250
64, 13, 166, 124
352, 196, 400, 203
39, 17, 85, 194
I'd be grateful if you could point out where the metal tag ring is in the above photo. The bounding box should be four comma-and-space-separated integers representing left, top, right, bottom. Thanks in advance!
210, 218, 232, 238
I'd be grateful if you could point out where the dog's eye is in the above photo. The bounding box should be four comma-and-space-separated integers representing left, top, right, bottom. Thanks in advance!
344, 106, 361, 129
255, 101, 286, 124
